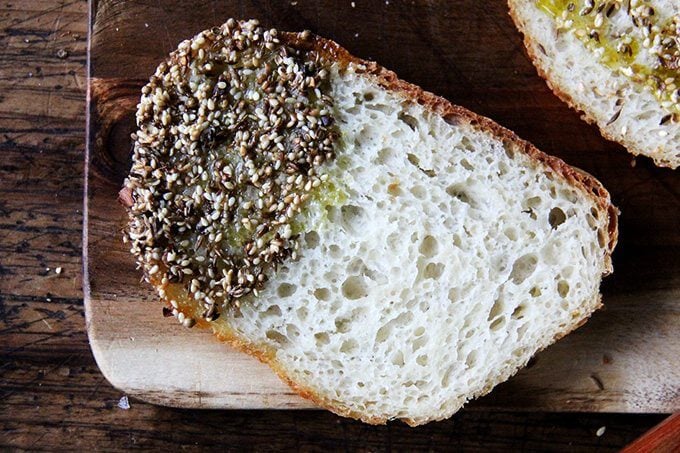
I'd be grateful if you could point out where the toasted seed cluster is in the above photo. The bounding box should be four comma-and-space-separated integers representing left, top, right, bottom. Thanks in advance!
122, 19, 336, 326
549, 0, 679, 117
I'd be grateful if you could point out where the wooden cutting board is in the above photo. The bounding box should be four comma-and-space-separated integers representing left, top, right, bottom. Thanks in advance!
84, 0, 680, 412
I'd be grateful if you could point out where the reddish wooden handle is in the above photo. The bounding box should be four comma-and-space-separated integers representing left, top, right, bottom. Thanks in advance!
622, 413, 680, 453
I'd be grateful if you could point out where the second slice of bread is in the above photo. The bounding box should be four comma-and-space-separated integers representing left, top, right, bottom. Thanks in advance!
509, 0, 680, 168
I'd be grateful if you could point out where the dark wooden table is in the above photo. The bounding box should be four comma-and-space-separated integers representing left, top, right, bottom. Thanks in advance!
0, 1, 669, 450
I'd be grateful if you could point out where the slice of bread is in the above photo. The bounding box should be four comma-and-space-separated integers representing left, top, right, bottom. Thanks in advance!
509, 0, 679, 168
124, 20, 618, 426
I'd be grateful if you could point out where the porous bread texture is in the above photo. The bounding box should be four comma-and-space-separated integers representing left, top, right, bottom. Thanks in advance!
509, 0, 680, 169
204, 65, 616, 425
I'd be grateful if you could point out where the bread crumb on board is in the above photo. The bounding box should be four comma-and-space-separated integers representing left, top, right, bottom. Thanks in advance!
118, 396, 130, 410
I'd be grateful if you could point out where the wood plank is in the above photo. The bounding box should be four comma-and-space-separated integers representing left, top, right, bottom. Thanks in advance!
85, 0, 680, 412
0, 0, 672, 450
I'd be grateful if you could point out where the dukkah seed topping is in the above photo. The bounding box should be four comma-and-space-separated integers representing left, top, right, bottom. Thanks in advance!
122, 19, 336, 326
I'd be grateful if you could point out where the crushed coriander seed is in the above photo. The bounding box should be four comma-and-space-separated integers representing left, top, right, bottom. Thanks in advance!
123, 19, 337, 326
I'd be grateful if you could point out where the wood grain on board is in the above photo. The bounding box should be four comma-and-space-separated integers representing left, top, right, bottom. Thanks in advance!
85, 0, 680, 412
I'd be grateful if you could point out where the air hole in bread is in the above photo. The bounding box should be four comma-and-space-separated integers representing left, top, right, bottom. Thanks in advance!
503, 144, 515, 159
441, 367, 453, 388
498, 161, 510, 176
296, 306, 308, 321
419, 235, 439, 257
488, 298, 505, 321
328, 244, 342, 258
511, 304, 526, 319
557, 280, 570, 298
510, 254, 538, 284
414, 326, 426, 336
448, 287, 460, 302
345, 105, 361, 116
526, 196, 542, 208
398, 112, 418, 131
446, 184, 473, 205
410, 185, 427, 199
266, 330, 288, 345
391, 350, 405, 366
325, 205, 340, 223
341, 275, 368, 300
263, 304, 282, 317
504, 227, 518, 241
341, 205, 364, 228
375, 324, 390, 343
549, 207, 567, 229
517, 324, 529, 340
314, 287, 330, 301
376, 147, 395, 165
416, 354, 428, 366
277, 283, 297, 298
529, 286, 542, 298
524, 208, 538, 220
349, 257, 367, 274
459, 136, 474, 152
314, 332, 330, 346
386, 231, 400, 249
412, 334, 428, 352
335, 317, 351, 333
597, 229, 607, 248
561, 189, 578, 203
586, 214, 598, 229
460, 158, 474, 170
405, 295, 418, 310
424, 262, 444, 279
465, 350, 478, 368
490, 316, 506, 331
406, 153, 420, 167
340, 339, 358, 354
286, 324, 301, 338
363, 92, 375, 101
305, 231, 320, 248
